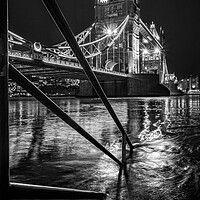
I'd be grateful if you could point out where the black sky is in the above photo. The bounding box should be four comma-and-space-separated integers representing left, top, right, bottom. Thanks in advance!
8, 0, 200, 79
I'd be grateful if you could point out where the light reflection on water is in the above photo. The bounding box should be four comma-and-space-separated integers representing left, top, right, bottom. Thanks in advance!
9, 95, 200, 199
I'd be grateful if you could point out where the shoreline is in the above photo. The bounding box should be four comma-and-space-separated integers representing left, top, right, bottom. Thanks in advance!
9, 95, 76, 101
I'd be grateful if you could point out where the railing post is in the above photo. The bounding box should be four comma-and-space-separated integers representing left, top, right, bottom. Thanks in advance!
122, 133, 126, 165
0, 0, 9, 200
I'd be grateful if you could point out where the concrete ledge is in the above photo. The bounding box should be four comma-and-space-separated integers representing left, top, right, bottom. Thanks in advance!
9, 182, 106, 199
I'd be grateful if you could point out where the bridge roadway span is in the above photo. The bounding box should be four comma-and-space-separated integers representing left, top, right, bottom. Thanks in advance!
9, 49, 130, 81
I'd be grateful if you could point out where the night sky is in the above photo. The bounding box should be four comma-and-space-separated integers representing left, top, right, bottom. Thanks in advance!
8, 0, 200, 79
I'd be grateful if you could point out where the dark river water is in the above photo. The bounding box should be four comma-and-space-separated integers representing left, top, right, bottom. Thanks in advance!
9, 95, 200, 199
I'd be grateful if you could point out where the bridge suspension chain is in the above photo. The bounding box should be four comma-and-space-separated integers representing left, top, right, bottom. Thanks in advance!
45, 15, 129, 59
8, 16, 129, 61
8, 23, 95, 53
8, 30, 32, 49
52, 23, 95, 47
8, 23, 95, 51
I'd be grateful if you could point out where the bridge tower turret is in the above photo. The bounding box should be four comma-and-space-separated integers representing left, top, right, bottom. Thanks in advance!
94, 0, 140, 74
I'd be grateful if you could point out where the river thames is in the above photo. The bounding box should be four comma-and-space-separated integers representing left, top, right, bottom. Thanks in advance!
9, 95, 200, 200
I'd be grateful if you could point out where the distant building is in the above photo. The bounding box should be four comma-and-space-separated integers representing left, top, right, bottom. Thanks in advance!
178, 74, 200, 94
9, 76, 80, 97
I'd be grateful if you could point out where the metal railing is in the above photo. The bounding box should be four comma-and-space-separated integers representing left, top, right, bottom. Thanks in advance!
0, 0, 133, 199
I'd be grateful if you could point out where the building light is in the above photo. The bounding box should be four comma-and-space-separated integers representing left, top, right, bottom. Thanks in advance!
143, 38, 148, 43
99, 0, 109, 3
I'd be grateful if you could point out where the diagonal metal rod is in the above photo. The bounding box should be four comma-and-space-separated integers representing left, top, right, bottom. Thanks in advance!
41, 0, 133, 152
9, 64, 123, 167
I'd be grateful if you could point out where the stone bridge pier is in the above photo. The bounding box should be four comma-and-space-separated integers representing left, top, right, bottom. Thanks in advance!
76, 74, 170, 97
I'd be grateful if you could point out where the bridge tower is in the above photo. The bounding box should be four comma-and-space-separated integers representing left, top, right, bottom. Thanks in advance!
94, 0, 140, 74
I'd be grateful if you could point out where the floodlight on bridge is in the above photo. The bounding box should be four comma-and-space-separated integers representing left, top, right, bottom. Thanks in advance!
142, 47, 161, 55
154, 47, 160, 54
104, 26, 117, 36
106, 28, 112, 35
142, 48, 149, 55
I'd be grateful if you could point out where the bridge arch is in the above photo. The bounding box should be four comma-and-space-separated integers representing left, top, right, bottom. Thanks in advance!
105, 59, 118, 71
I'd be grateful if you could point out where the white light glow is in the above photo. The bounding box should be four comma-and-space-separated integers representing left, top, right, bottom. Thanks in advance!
143, 38, 148, 43
106, 28, 112, 35
154, 47, 160, 54
143, 49, 149, 54
192, 84, 196, 89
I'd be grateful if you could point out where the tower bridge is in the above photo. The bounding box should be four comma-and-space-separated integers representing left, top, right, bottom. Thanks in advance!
8, 0, 172, 97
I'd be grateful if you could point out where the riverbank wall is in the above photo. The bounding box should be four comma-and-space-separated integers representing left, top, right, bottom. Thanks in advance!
76, 74, 170, 97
